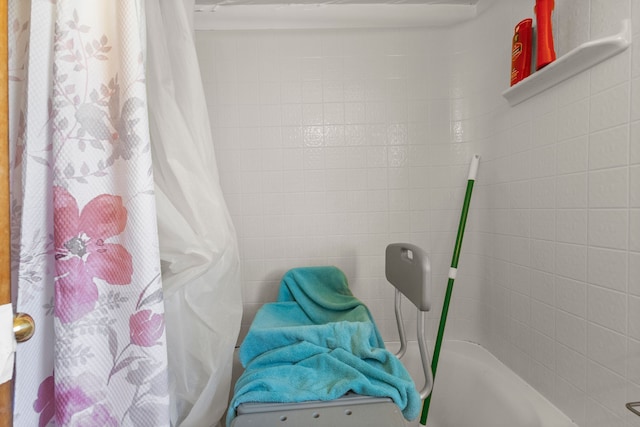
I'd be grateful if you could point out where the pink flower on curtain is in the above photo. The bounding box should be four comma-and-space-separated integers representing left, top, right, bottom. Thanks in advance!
129, 310, 165, 347
55, 384, 94, 425
53, 186, 133, 323
72, 404, 119, 427
55, 375, 118, 427
33, 376, 54, 427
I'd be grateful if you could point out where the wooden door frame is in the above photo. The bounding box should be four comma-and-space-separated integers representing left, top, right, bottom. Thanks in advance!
0, 0, 13, 425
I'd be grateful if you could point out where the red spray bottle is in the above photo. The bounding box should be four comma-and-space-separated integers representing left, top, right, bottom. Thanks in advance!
534, 0, 556, 69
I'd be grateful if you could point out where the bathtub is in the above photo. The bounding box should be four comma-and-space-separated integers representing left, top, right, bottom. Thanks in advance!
229, 340, 578, 427
396, 340, 578, 427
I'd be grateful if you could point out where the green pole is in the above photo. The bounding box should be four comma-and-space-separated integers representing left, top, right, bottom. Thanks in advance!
420, 154, 480, 425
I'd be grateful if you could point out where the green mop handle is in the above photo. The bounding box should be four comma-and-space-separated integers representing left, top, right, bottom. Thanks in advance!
420, 154, 480, 425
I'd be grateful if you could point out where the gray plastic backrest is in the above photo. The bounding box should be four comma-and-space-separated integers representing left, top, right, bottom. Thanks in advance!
385, 243, 431, 312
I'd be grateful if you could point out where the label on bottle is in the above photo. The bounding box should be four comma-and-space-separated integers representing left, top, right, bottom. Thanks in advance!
510, 19, 533, 86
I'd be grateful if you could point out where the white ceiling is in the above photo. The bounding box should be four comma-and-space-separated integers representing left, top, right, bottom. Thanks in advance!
192, 0, 486, 30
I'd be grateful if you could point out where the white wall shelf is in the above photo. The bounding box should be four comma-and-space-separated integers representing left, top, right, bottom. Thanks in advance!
502, 19, 632, 107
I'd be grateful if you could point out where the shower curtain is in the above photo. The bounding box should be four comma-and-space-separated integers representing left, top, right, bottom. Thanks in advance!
9, 0, 172, 425
8, 0, 242, 426
145, 0, 243, 425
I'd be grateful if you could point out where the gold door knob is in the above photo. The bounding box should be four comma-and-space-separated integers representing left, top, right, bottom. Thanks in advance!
13, 313, 34, 343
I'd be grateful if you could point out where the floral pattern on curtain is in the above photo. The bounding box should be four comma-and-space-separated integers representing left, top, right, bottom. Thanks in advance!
9, 1, 170, 425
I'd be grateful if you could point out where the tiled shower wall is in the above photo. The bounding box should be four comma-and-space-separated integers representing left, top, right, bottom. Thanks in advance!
195, 0, 640, 425
194, 26, 485, 346
475, 1, 640, 426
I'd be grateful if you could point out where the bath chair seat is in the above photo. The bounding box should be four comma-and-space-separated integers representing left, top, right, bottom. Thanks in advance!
234, 393, 405, 426
230, 243, 433, 427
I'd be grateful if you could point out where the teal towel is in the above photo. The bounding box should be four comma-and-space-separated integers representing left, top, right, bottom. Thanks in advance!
227, 266, 420, 425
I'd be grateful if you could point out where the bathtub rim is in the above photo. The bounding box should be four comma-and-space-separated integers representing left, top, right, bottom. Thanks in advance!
387, 339, 578, 427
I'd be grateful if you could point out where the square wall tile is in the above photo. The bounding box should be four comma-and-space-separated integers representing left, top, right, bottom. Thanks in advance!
555, 0, 591, 56
532, 178, 556, 209
556, 309, 587, 355
632, 77, 640, 121
557, 136, 588, 174
556, 276, 587, 318
556, 343, 587, 391
531, 210, 555, 241
587, 359, 627, 417
589, 84, 631, 133
530, 360, 556, 402
630, 295, 640, 341
584, 399, 623, 427
590, 0, 632, 40
631, 209, 640, 251
634, 0, 640, 36
634, 34, 640, 80
532, 299, 555, 338
587, 285, 627, 333
555, 243, 588, 282
531, 270, 556, 306
631, 252, 640, 297
557, 99, 590, 140
531, 330, 556, 369
632, 121, 640, 165
557, 209, 587, 245
591, 50, 631, 95
588, 323, 627, 376
555, 376, 586, 426
631, 166, 640, 207
532, 239, 555, 273
532, 111, 557, 148
588, 125, 629, 170
556, 173, 587, 209
629, 338, 640, 385
531, 146, 556, 178
588, 209, 629, 250
588, 168, 628, 208
587, 247, 628, 292
556, 71, 590, 107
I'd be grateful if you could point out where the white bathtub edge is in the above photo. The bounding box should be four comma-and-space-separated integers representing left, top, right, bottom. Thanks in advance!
392, 339, 579, 427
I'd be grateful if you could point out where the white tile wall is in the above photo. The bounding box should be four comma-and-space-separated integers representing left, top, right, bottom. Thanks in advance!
196, 26, 473, 346
194, 0, 639, 425
480, 1, 638, 425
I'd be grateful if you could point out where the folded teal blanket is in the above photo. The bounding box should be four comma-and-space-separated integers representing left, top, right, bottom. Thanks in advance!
227, 266, 420, 425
